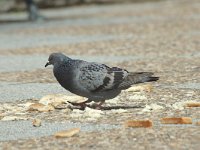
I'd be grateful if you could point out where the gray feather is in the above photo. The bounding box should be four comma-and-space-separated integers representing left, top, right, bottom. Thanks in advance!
46, 53, 159, 102
119, 72, 159, 89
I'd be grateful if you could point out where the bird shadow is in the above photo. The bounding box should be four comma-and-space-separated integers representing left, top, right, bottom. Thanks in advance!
99, 105, 144, 110
69, 105, 144, 111
68, 101, 144, 110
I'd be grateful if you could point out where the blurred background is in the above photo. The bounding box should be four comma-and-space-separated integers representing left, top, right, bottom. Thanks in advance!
0, 0, 200, 148
0, 0, 161, 11
0, 0, 162, 21
0, 0, 199, 85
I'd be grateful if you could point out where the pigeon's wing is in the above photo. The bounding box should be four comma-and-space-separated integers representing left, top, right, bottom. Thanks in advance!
77, 63, 129, 92
118, 72, 159, 89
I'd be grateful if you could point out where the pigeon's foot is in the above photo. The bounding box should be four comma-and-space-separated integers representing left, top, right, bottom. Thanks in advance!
68, 100, 105, 110
68, 100, 91, 110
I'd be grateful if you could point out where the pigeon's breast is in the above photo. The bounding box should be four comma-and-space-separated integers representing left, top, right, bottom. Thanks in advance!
53, 66, 74, 91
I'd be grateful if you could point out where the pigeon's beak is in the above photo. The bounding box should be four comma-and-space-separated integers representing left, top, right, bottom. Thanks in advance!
45, 61, 50, 67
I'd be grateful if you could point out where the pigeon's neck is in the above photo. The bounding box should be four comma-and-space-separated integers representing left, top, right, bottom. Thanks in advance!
64, 59, 74, 66
54, 58, 73, 67
53, 60, 74, 90
53, 60, 73, 76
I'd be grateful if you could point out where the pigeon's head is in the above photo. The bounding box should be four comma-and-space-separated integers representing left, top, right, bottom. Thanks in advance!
45, 53, 69, 67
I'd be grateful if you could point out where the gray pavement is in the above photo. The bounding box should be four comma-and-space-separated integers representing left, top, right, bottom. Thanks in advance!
0, 82, 68, 102
0, 34, 133, 50
0, 121, 119, 141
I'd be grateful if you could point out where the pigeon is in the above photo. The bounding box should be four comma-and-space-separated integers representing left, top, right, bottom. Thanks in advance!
45, 53, 159, 109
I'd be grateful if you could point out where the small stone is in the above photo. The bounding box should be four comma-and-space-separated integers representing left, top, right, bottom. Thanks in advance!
160, 117, 192, 124
28, 103, 45, 109
28, 103, 54, 112
18, 102, 35, 108
185, 102, 200, 107
124, 120, 152, 128
195, 121, 200, 126
39, 94, 64, 106
54, 128, 80, 138
32, 119, 42, 127
39, 94, 86, 107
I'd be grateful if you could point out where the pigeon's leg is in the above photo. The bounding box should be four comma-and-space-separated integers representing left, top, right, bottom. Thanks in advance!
68, 99, 91, 109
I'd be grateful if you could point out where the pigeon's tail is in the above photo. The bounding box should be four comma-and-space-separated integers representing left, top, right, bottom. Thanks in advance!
118, 72, 159, 89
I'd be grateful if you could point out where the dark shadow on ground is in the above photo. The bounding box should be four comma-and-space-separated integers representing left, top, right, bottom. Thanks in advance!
69, 104, 144, 110
100, 105, 144, 110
